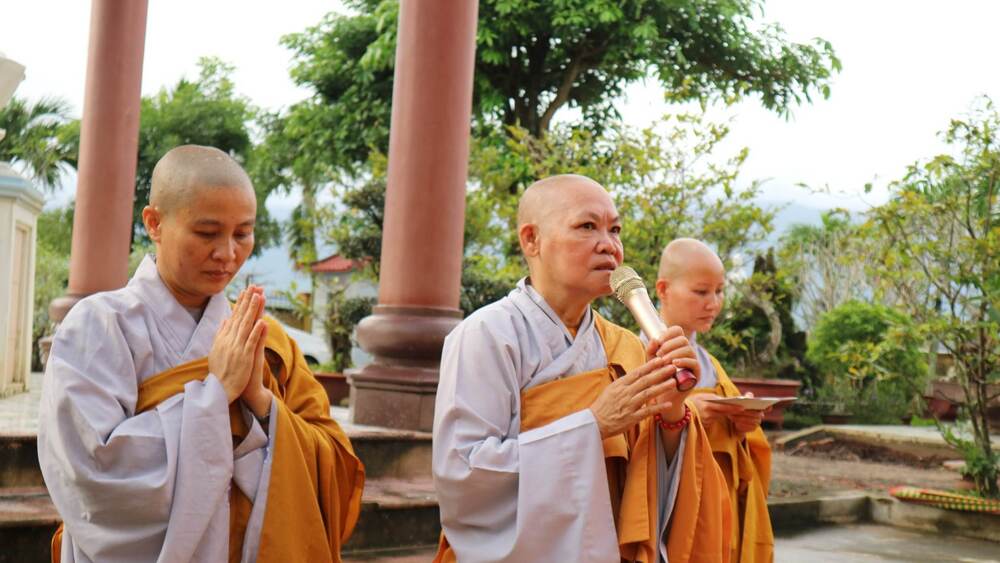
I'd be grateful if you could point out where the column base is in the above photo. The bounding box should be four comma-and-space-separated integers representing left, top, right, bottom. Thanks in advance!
349, 305, 462, 431
49, 293, 87, 324
348, 365, 439, 431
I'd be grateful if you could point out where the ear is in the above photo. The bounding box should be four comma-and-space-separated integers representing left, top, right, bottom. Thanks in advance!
142, 205, 164, 243
654, 278, 669, 304
518, 223, 541, 258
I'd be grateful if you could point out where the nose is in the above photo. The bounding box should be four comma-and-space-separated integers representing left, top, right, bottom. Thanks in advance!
595, 229, 617, 256
211, 237, 237, 262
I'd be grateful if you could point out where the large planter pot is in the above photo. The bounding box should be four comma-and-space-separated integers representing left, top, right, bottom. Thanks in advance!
730, 378, 802, 430
314, 372, 350, 407
925, 379, 1000, 429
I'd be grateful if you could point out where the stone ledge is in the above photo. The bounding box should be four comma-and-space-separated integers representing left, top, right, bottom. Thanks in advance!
768, 491, 871, 531
870, 493, 1000, 543
770, 491, 1000, 544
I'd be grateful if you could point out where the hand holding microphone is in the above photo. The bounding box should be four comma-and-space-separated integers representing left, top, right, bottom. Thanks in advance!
610, 266, 699, 392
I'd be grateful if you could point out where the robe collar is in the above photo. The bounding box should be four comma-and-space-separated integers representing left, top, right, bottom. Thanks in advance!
129, 255, 232, 363
509, 277, 607, 386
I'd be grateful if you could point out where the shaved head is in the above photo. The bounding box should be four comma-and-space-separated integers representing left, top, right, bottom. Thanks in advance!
655, 238, 727, 333
658, 238, 724, 281
515, 174, 623, 318
517, 174, 609, 232
150, 145, 254, 216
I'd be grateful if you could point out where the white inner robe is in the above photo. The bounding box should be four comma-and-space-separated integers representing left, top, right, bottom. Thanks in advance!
38, 256, 276, 563
433, 279, 683, 563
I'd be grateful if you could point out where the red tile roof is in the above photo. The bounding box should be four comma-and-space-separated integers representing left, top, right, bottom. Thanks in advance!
310, 254, 362, 273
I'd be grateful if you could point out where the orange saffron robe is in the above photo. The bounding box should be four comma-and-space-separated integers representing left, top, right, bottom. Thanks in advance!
52, 316, 364, 563
436, 314, 731, 562
689, 353, 774, 563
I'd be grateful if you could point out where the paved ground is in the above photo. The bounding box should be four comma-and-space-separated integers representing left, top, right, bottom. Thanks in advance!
0, 372, 40, 436
775, 523, 1000, 562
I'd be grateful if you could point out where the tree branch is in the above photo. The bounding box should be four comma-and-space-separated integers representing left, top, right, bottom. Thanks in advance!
537, 51, 586, 136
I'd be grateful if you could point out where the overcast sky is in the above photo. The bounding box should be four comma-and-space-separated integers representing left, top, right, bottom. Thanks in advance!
6, 0, 1000, 216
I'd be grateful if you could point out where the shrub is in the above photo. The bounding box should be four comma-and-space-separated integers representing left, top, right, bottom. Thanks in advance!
807, 300, 927, 421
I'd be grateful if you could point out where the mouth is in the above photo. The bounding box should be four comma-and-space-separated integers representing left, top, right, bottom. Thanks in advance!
593, 262, 617, 272
204, 271, 232, 281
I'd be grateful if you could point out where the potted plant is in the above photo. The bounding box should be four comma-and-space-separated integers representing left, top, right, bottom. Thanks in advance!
315, 288, 375, 407
814, 378, 854, 425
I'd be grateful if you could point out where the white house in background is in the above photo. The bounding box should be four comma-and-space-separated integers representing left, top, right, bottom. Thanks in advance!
309, 253, 378, 368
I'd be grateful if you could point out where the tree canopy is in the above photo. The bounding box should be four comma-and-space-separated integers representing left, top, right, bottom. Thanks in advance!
0, 96, 77, 191
273, 0, 840, 179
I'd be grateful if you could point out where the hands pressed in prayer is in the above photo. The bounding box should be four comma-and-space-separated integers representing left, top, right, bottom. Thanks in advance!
240, 305, 273, 418
589, 356, 683, 439
209, 286, 268, 403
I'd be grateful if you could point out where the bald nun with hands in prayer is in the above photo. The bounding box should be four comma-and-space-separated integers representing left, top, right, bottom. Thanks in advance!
39, 145, 364, 563
654, 239, 774, 562
433, 174, 731, 562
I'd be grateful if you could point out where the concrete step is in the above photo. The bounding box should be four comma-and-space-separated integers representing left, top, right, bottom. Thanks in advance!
0, 408, 431, 489
0, 477, 439, 561
0, 487, 59, 563
345, 477, 440, 553
0, 433, 43, 488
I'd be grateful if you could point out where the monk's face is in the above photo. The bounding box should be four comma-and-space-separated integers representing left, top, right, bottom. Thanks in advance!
657, 262, 725, 334
531, 184, 624, 300
146, 186, 257, 307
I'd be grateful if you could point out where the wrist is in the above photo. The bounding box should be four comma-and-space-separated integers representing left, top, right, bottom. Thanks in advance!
654, 404, 692, 432
244, 387, 272, 418
663, 403, 686, 423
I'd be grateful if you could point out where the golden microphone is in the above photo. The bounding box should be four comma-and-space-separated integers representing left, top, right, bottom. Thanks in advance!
610, 265, 697, 391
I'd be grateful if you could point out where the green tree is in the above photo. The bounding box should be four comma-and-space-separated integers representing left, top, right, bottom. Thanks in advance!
0, 97, 77, 190
867, 98, 1000, 497
131, 57, 279, 251
283, 0, 838, 156
779, 209, 874, 331
265, 0, 841, 211
32, 207, 74, 370
806, 300, 927, 422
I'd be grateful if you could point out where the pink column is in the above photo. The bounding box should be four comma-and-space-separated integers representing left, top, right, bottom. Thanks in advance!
349, 0, 478, 430
49, 0, 148, 323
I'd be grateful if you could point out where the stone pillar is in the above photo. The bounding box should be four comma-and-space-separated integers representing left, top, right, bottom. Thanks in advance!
48, 0, 148, 323
349, 0, 478, 431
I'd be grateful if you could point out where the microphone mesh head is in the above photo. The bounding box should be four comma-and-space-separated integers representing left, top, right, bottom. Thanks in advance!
609, 265, 647, 303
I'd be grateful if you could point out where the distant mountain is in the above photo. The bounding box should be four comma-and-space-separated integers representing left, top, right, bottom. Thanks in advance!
768, 200, 827, 242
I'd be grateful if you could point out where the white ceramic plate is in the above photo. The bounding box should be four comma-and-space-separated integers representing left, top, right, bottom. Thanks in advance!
704, 396, 796, 411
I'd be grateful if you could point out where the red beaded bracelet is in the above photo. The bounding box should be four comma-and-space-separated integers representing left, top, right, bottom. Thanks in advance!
654, 404, 692, 431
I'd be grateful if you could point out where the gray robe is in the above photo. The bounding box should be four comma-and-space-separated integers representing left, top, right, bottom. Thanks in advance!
38, 256, 276, 562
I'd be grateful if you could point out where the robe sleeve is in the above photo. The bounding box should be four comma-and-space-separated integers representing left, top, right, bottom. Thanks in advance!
249, 320, 364, 562
38, 301, 233, 563
432, 321, 619, 562
232, 399, 273, 504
